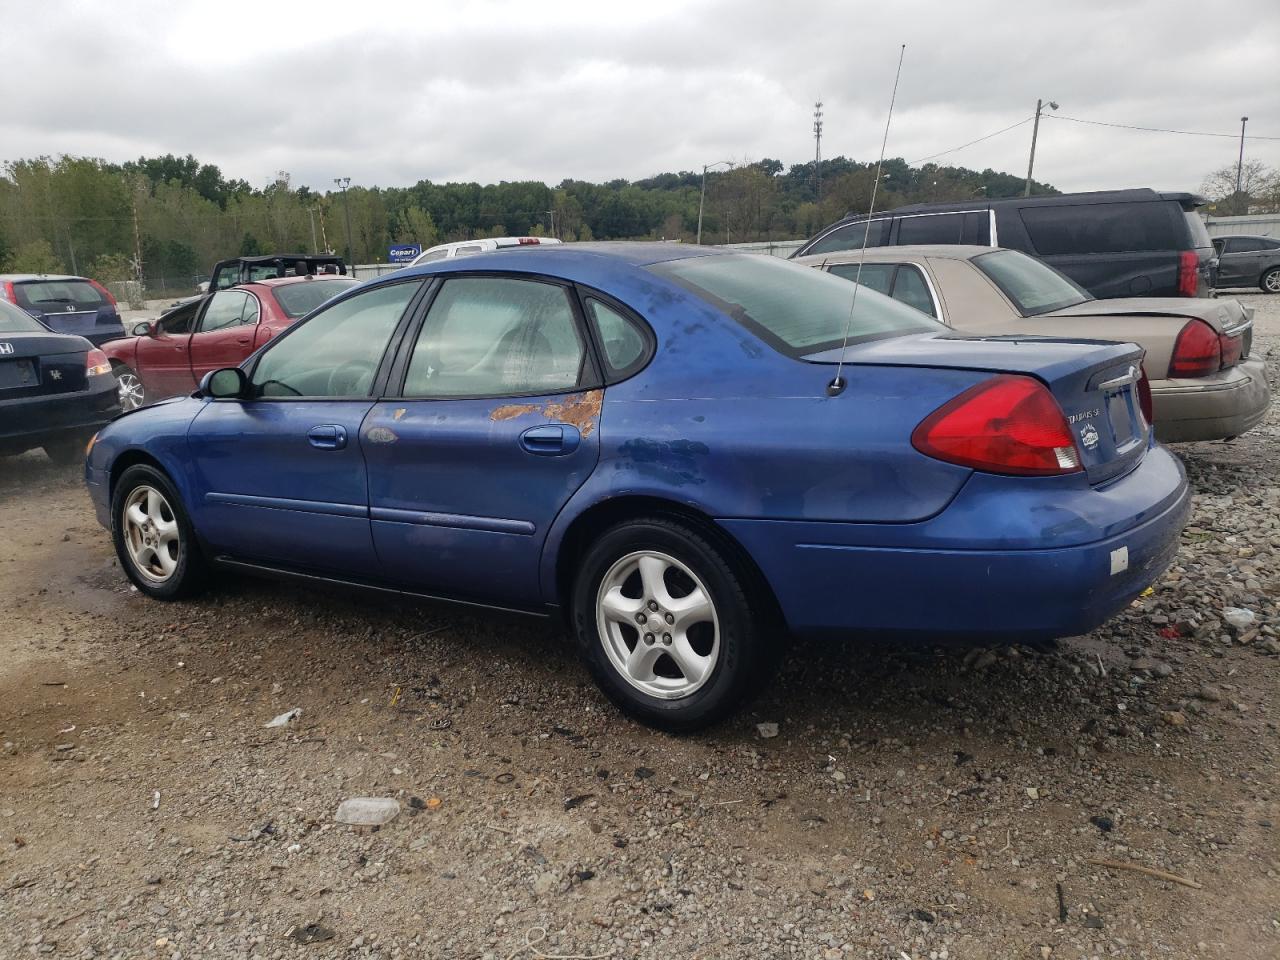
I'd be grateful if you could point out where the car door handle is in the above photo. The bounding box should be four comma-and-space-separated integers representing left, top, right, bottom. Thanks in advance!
236, 335, 252, 344
307, 424, 347, 450
519, 424, 581, 456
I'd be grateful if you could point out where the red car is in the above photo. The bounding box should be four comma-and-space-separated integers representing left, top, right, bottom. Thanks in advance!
104, 275, 359, 409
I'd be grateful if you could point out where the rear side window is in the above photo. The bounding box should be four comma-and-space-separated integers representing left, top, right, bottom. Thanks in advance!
892, 266, 936, 317
13, 279, 104, 309
1019, 201, 1176, 255
804, 219, 888, 256
1182, 211, 1212, 250
585, 298, 650, 379
896, 213, 964, 245
651, 254, 941, 356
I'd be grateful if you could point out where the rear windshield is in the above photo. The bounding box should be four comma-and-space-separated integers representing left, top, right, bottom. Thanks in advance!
272, 278, 360, 318
650, 253, 942, 356
13, 279, 104, 309
0, 299, 48, 333
974, 249, 1091, 316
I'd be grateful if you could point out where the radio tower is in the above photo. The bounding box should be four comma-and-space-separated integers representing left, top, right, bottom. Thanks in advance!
813, 101, 824, 203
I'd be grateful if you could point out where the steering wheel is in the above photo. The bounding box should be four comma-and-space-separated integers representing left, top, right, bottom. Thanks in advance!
256, 378, 302, 397
325, 362, 372, 397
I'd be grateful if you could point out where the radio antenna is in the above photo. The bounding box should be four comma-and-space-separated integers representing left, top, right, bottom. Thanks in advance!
827, 43, 906, 397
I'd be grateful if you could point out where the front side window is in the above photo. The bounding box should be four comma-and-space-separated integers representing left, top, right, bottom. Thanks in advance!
403, 277, 586, 398
200, 291, 250, 333
828, 262, 894, 295
158, 300, 199, 335
896, 213, 964, 245
974, 249, 1090, 316
1224, 237, 1267, 254
652, 253, 941, 356
251, 281, 421, 398
803, 219, 888, 256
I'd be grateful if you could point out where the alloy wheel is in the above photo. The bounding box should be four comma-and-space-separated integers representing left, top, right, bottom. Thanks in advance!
116, 371, 145, 410
122, 485, 181, 582
1265, 270, 1280, 293
596, 550, 720, 700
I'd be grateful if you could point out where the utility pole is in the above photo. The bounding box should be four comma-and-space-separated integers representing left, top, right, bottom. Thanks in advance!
696, 160, 733, 245
813, 100, 824, 204
308, 207, 318, 254
334, 177, 353, 262
546, 208, 556, 239
1236, 116, 1249, 215
131, 189, 144, 290
1024, 98, 1059, 196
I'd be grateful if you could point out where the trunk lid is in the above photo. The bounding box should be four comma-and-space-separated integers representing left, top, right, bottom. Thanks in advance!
1049, 296, 1254, 363
0, 332, 90, 397
805, 333, 1150, 485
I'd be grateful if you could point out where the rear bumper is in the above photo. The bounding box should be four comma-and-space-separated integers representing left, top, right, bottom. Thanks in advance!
0, 377, 120, 452
720, 445, 1190, 641
1152, 359, 1270, 442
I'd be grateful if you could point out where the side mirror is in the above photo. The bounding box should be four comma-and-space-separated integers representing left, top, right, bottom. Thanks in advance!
200, 367, 250, 400
132, 320, 157, 337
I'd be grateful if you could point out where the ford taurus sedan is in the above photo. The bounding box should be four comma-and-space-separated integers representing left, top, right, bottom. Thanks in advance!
85, 245, 1189, 729
797, 246, 1269, 443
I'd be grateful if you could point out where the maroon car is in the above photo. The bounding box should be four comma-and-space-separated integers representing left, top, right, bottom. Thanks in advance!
103, 275, 359, 409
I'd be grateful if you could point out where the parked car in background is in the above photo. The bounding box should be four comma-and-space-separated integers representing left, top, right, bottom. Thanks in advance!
797, 245, 1268, 442
0, 273, 126, 345
794, 189, 1216, 300
0, 297, 119, 463
1211, 235, 1280, 293
102, 274, 359, 409
411, 236, 562, 264
86, 245, 1189, 730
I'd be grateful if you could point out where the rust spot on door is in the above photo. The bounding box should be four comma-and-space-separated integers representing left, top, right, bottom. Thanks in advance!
490, 403, 540, 422
488, 389, 603, 436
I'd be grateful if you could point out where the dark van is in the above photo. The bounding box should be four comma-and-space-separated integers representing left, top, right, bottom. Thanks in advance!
793, 189, 1216, 300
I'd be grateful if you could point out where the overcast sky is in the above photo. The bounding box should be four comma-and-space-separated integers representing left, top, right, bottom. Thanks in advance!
4, 0, 1279, 195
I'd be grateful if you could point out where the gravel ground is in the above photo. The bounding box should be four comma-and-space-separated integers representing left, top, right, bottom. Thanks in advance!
1, 296, 1277, 960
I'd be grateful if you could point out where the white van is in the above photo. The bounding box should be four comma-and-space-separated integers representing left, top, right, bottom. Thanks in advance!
411, 236, 563, 265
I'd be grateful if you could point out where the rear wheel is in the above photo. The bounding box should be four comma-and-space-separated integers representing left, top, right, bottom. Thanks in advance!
1261, 267, 1280, 294
572, 517, 774, 731
111, 464, 206, 599
114, 364, 146, 410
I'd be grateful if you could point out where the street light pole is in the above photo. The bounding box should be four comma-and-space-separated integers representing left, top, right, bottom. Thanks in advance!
697, 160, 733, 245
1236, 116, 1249, 215
1024, 98, 1058, 197
334, 177, 353, 263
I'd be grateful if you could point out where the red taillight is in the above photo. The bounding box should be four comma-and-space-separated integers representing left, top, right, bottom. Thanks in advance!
1137, 365, 1153, 425
1168, 319, 1221, 378
1218, 332, 1243, 368
86, 349, 111, 377
911, 375, 1082, 476
517, 237, 540, 245
88, 278, 117, 306
1176, 251, 1199, 297
0, 281, 14, 302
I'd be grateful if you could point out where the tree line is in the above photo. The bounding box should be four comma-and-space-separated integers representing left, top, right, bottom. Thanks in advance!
0, 151, 1058, 292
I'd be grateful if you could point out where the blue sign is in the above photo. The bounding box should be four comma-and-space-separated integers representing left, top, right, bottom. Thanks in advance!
388, 244, 422, 264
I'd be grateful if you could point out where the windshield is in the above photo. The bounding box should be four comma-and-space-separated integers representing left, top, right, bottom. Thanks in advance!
0, 299, 48, 333
272, 278, 360, 318
13, 279, 104, 309
972, 249, 1091, 316
650, 253, 941, 356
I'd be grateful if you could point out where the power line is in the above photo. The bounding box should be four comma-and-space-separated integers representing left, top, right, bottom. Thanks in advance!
1047, 113, 1280, 141
909, 116, 1034, 165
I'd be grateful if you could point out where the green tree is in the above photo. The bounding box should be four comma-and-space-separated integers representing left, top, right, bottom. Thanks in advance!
4, 239, 65, 274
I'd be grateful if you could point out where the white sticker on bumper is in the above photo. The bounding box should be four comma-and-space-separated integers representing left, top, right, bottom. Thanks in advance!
1110, 546, 1129, 576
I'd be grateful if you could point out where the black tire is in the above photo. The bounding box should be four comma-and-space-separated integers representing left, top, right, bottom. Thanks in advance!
1260, 267, 1280, 295
113, 363, 146, 410
111, 464, 207, 600
43, 434, 89, 466
572, 516, 774, 732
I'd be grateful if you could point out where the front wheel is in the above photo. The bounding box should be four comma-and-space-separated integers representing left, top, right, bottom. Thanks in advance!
114, 364, 146, 410
111, 464, 206, 599
572, 517, 775, 732
1261, 267, 1280, 294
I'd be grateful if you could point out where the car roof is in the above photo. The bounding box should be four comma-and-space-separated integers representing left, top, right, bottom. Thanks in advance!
402, 242, 724, 272
797, 245, 995, 264
0, 273, 88, 282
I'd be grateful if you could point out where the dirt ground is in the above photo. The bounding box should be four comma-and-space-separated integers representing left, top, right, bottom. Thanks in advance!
0, 297, 1277, 960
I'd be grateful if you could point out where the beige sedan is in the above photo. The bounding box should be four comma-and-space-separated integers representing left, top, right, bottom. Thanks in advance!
795, 245, 1269, 443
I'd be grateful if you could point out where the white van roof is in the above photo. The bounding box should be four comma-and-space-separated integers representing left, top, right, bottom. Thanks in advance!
411, 236, 563, 265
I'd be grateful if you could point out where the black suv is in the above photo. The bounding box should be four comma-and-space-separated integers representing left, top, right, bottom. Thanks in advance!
793, 188, 1216, 300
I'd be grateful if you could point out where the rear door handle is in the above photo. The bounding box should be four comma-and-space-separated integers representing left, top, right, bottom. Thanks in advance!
307, 424, 347, 450
236, 335, 252, 344
519, 424, 581, 456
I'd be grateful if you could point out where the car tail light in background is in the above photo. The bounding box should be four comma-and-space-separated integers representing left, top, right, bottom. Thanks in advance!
517, 237, 540, 245
0, 281, 14, 302
1168, 319, 1222, 377
911, 375, 1082, 476
86, 349, 112, 377
1137, 365, 1154, 425
88, 279, 118, 307
1176, 251, 1200, 297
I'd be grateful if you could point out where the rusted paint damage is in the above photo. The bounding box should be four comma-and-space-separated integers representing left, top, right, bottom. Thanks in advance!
392, 407, 407, 421
489, 389, 603, 437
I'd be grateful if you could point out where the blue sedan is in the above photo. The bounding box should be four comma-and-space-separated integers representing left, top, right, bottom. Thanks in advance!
85, 245, 1190, 730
